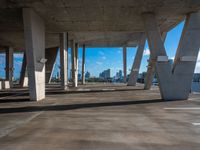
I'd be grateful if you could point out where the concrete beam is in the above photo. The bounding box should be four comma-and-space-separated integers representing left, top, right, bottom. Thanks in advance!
143, 12, 200, 100
5, 47, 13, 88
123, 46, 127, 83
23, 8, 45, 101
81, 44, 86, 85
127, 33, 146, 86
59, 32, 68, 89
144, 32, 167, 90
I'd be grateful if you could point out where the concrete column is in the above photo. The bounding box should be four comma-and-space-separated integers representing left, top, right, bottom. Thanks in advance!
123, 46, 127, 83
45, 47, 58, 83
81, 44, 86, 85
127, 33, 146, 86
19, 52, 27, 87
71, 39, 76, 87
5, 47, 13, 88
144, 32, 167, 90
23, 8, 45, 101
74, 43, 79, 87
142, 12, 200, 100
59, 32, 68, 89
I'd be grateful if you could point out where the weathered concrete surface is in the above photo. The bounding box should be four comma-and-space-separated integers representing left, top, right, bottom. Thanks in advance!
81, 44, 86, 85
0, 84, 200, 150
143, 12, 200, 100
1, 0, 200, 49
23, 8, 45, 101
5, 47, 13, 88
128, 33, 146, 86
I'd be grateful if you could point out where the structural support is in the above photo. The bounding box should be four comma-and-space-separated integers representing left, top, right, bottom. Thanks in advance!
74, 43, 79, 87
71, 39, 77, 87
144, 32, 167, 90
23, 8, 45, 101
81, 44, 86, 85
127, 33, 146, 86
19, 52, 27, 87
45, 47, 58, 83
59, 32, 68, 90
142, 12, 200, 100
5, 47, 13, 88
123, 46, 127, 83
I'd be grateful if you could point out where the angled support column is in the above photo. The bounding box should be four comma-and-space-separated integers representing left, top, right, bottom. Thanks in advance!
5, 47, 13, 88
81, 44, 86, 85
71, 39, 76, 87
127, 33, 146, 86
45, 47, 58, 84
144, 32, 167, 90
123, 46, 127, 83
59, 32, 68, 89
23, 8, 45, 101
19, 52, 27, 87
142, 12, 200, 100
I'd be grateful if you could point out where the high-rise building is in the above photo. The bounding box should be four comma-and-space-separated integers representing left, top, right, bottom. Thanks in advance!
85, 71, 90, 79
99, 69, 111, 79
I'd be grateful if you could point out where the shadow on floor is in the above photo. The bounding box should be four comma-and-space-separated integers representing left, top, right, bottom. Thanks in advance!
0, 98, 177, 114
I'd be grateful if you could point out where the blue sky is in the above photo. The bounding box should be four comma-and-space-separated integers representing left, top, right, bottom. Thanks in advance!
0, 20, 200, 79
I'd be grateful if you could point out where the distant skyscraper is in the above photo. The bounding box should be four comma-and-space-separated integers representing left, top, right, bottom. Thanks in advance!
99, 69, 111, 79
85, 71, 90, 79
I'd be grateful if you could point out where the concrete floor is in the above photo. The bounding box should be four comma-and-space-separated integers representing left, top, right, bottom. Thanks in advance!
0, 83, 200, 150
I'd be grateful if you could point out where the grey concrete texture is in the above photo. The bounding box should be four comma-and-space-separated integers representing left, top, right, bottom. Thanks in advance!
143, 12, 200, 100
1, 0, 200, 49
0, 84, 200, 150
128, 33, 146, 86
23, 8, 45, 101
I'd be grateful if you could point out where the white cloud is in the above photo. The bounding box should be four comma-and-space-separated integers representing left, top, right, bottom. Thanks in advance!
102, 56, 106, 60
143, 48, 150, 56
96, 61, 103, 65
117, 50, 122, 54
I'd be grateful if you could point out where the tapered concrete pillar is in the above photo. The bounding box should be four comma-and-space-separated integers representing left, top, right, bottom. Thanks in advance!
23, 8, 45, 101
123, 46, 127, 83
59, 33, 68, 89
71, 39, 76, 87
143, 12, 200, 100
81, 44, 86, 85
127, 34, 146, 86
5, 47, 13, 88
19, 52, 27, 87
45, 47, 58, 83
144, 32, 167, 90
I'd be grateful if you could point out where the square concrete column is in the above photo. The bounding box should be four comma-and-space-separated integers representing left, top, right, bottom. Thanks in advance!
74, 43, 79, 87
81, 44, 86, 85
144, 32, 167, 90
5, 47, 14, 88
123, 46, 127, 83
127, 33, 146, 86
71, 39, 76, 87
142, 12, 200, 100
23, 8, 45, 101
59, 32, 68, 90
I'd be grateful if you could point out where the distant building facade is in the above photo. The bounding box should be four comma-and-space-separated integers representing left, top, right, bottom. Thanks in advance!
99, 69, 111, 79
